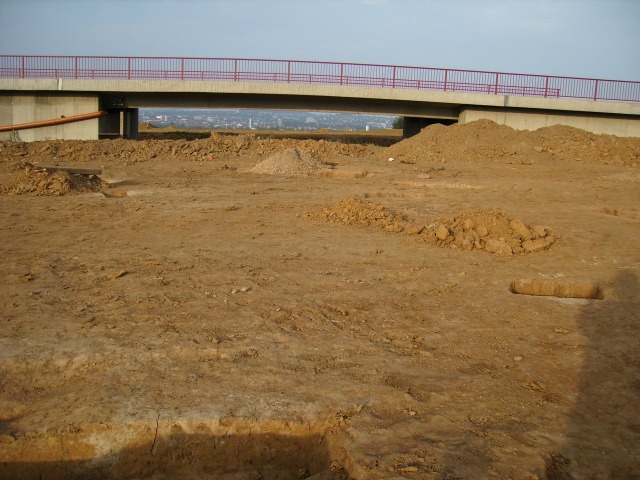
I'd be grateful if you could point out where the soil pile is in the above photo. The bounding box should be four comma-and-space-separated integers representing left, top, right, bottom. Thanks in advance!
420, 208, 556, 255
249, 148, 326, 176
0, 133, 379, 166
1, 121, 637, 167
386, 120, 640, 167
308, 197, 408, 233
308, 198, 555, 256
0, 166, 106, 196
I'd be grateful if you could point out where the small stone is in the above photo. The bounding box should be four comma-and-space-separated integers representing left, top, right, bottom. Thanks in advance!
463, 218, 475, 231
398, 466, 419, 473
510, 219, 532, 241
532, 225, 547, 238
484, 239, 513, 256
0, 435, 15, 444
513, 355, 524, 362
522, 238, 551, 252
111, 269, 128, 279
405, 224, 424, 235
476, 226, 489, 237
533, 145, 544, 153
436, 224, 450, 241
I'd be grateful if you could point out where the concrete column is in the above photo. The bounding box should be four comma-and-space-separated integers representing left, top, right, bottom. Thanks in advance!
99, 108, 138, 139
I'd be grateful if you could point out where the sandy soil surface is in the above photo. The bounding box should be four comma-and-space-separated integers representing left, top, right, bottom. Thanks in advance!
1, 121, 639, 479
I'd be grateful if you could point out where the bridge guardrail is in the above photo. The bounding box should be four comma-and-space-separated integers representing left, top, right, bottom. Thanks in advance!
1, 55, 638, 103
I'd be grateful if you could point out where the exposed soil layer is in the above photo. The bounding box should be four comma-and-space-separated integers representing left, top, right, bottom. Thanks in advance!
249, 148, 327, 176
307, 199, 556, 255
0, 120, 639, 479
0, 165, 107, 196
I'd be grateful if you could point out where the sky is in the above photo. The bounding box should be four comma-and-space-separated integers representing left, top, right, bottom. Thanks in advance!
1, 0, 639, 81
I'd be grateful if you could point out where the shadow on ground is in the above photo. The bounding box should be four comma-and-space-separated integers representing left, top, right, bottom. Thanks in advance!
0, 431, 352, 480
546, 270, 640, 479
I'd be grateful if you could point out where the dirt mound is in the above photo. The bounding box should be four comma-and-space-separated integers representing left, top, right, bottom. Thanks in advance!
386, 120, 640, 167
307, 198, 555, 255
308, 197, 408, 233
249, 148, 326, 176
1, 121, 637, 170
0, 133, 381, 166
421, 208, 556, 255
0, 166, 106, 196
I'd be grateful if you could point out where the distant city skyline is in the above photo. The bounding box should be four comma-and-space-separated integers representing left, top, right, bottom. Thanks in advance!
140, 108, 395, 131
1, 1, 639, 81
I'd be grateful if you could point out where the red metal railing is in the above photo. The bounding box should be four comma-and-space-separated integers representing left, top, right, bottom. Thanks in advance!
1, 55, 639, 103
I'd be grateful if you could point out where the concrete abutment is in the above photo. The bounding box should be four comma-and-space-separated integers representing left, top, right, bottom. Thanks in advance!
459, 105, 640, 137
0, 93, 139, 141
0, 93, 100, 141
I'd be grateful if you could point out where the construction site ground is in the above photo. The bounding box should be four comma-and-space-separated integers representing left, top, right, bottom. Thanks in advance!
0, 121, 639, 479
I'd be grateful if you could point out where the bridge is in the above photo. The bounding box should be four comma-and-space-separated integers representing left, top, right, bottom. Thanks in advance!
1, 55, 639, 141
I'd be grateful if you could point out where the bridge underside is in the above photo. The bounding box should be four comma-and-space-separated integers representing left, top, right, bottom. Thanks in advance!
1, 78, 639, 141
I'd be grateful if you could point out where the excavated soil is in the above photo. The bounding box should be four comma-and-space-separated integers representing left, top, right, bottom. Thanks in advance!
0, 165, 107, 197
0, 120, 639, 479
249, 148, 327, 176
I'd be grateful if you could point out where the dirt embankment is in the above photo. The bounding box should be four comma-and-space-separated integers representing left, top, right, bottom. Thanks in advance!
386, 120, 640, 167
0, 131, 383, 167
2, 120, 639, 170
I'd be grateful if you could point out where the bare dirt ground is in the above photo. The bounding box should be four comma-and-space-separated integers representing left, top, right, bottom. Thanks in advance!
1, 121, 639, 479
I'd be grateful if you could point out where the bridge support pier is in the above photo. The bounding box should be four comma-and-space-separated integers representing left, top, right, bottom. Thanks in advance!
99, 108, 139, 139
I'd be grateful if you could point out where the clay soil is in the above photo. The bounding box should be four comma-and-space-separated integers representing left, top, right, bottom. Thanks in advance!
1, 121, 639, 479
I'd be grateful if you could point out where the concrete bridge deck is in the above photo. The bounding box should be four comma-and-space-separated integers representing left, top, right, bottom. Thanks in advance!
1, 56, 639, 141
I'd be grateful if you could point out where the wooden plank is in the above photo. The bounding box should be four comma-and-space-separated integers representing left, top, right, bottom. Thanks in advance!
39, 165, 102, 175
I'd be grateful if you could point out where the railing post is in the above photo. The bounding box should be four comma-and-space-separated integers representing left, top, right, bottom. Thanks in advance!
127, 57, 131, 80
21, 56, 25, 78
593, 79, 599, 101
234, 59, 238, 82
392, 66, 396, 88
444, 69, 448, 92
181, 58, 185, 80
74, 57, 78, 79
494, 72, 499, 94
340, 63, 344, 85
287, 60, 291, 83
544, 76, 549, 98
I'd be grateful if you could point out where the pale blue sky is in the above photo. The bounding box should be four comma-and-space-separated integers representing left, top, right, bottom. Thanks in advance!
1, 0, 638, 81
